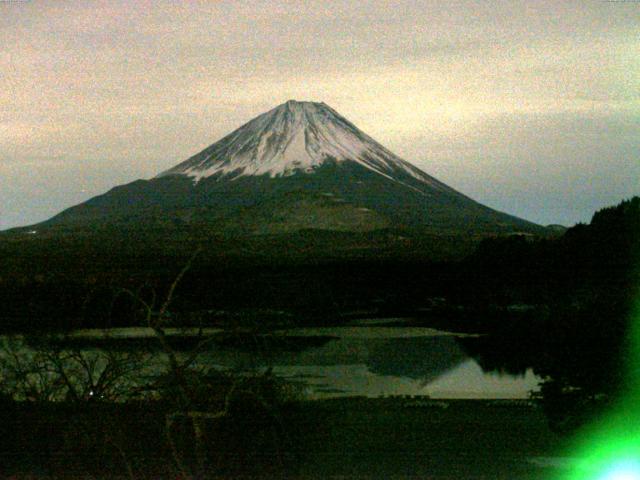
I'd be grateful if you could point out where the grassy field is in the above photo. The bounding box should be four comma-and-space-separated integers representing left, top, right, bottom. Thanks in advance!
284, 398, 570, 479
1, 397, 572, 479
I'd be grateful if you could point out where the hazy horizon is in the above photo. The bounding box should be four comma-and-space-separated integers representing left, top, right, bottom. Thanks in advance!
2, 1, 638, 230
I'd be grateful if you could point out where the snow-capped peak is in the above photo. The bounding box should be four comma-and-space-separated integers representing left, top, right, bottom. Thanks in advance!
158, 100, 445, 190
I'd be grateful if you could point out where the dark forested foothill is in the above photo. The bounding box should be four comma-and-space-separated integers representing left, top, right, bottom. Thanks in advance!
459, 197, 640, 432
466, 196, 639, 300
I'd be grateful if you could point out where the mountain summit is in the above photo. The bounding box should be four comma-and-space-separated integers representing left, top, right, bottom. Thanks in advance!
38, 101, 541, 236
159, 100, 451, 194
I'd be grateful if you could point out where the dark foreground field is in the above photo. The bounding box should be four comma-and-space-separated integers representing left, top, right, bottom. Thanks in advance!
1, 397, 569, 479
289, 398, 568, 480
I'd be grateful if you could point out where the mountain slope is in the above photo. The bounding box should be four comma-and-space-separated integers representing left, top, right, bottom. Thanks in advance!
38, 100, 541, 235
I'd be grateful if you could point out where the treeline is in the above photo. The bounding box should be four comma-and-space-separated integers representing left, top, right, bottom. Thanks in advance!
465, 196, 639, 302
0, 227, 470, 332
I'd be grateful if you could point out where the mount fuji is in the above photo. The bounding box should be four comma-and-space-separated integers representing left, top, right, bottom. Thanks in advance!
37, 100, 540, 235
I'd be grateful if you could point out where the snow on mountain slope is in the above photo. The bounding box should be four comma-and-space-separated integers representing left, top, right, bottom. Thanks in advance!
159, 100, 452, 194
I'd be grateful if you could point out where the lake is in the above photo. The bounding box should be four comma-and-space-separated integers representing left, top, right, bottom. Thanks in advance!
1, 323, 540, 401
206, 325, 541, 399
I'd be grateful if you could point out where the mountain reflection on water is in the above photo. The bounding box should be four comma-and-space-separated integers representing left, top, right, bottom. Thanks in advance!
205, 328, 541, 399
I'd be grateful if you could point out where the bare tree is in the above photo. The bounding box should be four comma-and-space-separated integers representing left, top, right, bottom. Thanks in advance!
119, 249, 297, 477
0, 249, 298, 478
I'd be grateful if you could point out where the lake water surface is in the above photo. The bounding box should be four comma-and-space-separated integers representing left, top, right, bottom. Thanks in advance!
191, 325, 541, 399
1, 325, 541, 400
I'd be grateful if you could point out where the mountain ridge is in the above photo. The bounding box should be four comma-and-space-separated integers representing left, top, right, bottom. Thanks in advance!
14, 100, 543, 237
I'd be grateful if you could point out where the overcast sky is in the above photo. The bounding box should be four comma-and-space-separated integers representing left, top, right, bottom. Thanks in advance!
1, 0, 638, 229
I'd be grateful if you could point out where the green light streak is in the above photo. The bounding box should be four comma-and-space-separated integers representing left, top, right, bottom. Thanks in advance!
559, 295, 640, 480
